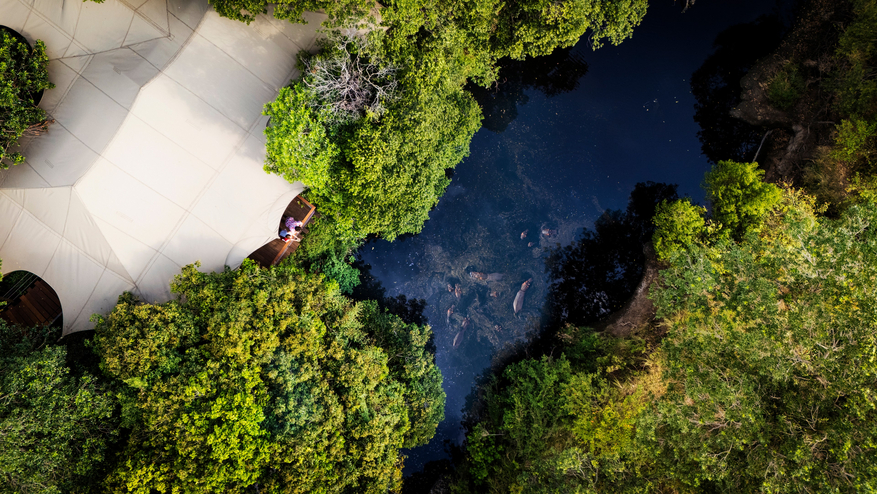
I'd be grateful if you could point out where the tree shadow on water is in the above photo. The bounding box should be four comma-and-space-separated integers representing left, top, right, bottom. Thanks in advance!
467, 46, 589, 133
544, 182, 679, 332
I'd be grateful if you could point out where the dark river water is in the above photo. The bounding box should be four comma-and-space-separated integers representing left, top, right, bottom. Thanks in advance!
358, 0, 780, 474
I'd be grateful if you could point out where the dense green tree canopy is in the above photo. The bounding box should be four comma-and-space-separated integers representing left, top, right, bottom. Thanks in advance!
0, 323, 119, 494
0, 31, 53, 168
265, 36, 482, 239
91, 261, 444, 493
704, 160, 782, 240
646, 189, 877, 492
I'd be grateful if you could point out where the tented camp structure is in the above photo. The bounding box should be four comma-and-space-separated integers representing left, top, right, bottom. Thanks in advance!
0, 0, 322, 333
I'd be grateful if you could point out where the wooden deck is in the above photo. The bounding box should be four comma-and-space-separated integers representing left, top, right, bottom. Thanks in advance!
0, 278, 62, 327
247, 195, 320, 268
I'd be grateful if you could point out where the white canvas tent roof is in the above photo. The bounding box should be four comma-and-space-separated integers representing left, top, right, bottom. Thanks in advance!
0, 0, 322, 333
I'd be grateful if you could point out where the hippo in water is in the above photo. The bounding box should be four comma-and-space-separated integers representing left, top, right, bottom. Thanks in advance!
521, 230, 528, 240
446, 305, 454, 324
453, 317, 470, 348
469, 272, 505, 282
513, 278, 533, 316
455, 284, 462, 299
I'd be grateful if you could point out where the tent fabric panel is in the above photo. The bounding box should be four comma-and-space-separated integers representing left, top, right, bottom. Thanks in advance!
67, 269, 135, 333
60, 54, 91, 73
163, 33, 274, 130
1, 189, 26, 206
136, 253, 180, 304
33, 0, 81, 36
42, 239, 105, 332
131, 74, 249, 170
0, 212, 62, 276
20, 124, 99, 186
72, 0, 134, 53
226, 236, 272, 270
75, 158, 187, 252
92, 216, 158, 283
129, 13, 193, 70
161, 214, 234, 272
51, 76, 129, 153
0, 194, 24, 252
124, 11, 167, 46
64, 189, 120, 273
166, 0, 209, 30
196, 11, 300, 89
136, 0, 170, 33
191, 134, 301, 244
0, 0, 34, 35
122, 0, 150, 10
0, 164, 51, 189
81, 49, 159, 110
102, 117, 217, 210
22, 186, 72, 236
263, 8, 327, 52
40, 59, 80, 115
22, 10, 74, 59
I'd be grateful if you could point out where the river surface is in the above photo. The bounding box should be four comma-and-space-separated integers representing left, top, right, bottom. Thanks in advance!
358, 0, 780, 474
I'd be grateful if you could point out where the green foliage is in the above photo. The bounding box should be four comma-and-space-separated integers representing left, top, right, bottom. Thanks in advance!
832, 0, 877, 118
91, 260, 443, 493
704, 160, 782, 240
265, 85, 340, 193
496, 0, 648, 59
0, 323, 120, 494
651, 198, 707, 261
311, 252, 361, 294
767, 61, 805, 110
0, 32, 54, 168
209, 0, 374, 27
832, 118, 877, 171
647, 189, 877, 491
266, 35, 482, 239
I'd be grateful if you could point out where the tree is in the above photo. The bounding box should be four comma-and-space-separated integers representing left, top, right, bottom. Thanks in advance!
91, 261, 443, 493
704, 160, 781, 240
265, 35, 482, 240
0, 323, 120, 494
651, 198, 707, 261
0, 30, 54, 168
645, 189, 877, 492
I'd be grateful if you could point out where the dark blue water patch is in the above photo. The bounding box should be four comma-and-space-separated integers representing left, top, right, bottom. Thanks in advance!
357, 0, 783, 476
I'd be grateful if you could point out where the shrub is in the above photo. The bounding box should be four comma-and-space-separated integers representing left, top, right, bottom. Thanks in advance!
0, 31, 54, 168
651, 198, 707, 260
832, 118, 877, 170
767, 61, 805, 110
704, 160, 782, 240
